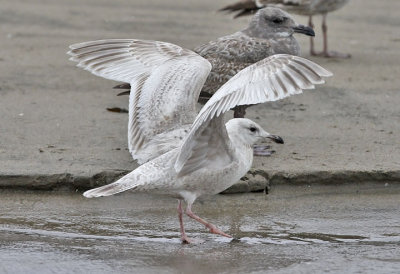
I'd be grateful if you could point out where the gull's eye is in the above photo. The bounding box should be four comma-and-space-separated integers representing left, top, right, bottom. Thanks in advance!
272, 17, 284, 24
249, 127, 257, 132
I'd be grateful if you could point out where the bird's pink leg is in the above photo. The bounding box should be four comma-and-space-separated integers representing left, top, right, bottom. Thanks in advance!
320, 14, 351, 58
177, 200, 191, 244
308, 16, 317, 56
185, 204, 232, 238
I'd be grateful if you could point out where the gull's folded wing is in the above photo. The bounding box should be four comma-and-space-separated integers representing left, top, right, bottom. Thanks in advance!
68, 40, 212, 163
175, 54, 332, 175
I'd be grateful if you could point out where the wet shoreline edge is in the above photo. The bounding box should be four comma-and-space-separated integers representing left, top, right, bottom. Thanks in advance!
1, 169, 399, 193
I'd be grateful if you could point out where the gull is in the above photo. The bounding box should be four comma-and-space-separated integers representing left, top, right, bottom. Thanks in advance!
68, 39, 332, 243
220, 0, 351, 58
113, 8, 315, 120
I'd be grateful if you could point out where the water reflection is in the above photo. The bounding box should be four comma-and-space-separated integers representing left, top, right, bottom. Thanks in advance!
1, 186, 400, 273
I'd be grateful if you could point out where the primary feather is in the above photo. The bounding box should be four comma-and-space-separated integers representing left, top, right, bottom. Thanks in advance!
69, 40, 212, 163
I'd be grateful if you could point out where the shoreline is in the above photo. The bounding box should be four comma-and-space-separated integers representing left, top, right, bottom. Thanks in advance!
1, 169, 398, 192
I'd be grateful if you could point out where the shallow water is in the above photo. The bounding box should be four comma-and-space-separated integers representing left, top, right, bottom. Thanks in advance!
1, 184, 400, 274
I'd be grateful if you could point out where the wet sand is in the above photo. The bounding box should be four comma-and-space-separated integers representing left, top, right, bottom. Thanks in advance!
1, 184, 400, 273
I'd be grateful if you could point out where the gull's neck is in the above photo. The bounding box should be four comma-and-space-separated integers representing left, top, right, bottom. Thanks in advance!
240, 30, 300, 56
226, 130, 254, 169
270, 36, 300, 55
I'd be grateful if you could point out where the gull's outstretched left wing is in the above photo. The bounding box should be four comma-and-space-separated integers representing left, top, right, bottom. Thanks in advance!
68, 40, 212, 163
175, 54, 332, 175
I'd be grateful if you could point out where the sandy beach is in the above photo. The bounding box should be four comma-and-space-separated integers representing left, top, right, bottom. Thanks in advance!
0, 0, 399, 189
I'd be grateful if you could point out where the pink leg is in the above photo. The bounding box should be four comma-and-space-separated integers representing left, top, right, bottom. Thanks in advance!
177, 200, 191, 244
308, 16, 317, 56
185, 204, 232, 238
318, 14, 351, 58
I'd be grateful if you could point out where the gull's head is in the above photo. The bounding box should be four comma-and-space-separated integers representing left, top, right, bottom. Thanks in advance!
245, 7, 315, 39
226, 118, 284, 146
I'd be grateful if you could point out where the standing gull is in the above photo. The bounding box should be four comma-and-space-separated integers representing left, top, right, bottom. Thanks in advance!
113, 8, 315, 120
68, 39, 332, 243
220, 0, 351, 58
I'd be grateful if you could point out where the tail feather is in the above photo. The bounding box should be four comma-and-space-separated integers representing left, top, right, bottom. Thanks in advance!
233, 9, 258, 18
219, 0, 258, 13
83, 172, 140, 198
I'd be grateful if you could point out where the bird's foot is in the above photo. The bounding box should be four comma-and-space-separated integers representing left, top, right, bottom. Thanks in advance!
310, 49, 318, 56
207, 224, 232, 238
181, 236, 205, 244
312, 50, 351, 59
181, 235, 192, 244
253, 145, 275, 157
185, 207, 232, 239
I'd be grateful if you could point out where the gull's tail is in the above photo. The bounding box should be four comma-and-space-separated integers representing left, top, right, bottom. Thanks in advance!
83, 171, 141, 198
219, 0, 260, 18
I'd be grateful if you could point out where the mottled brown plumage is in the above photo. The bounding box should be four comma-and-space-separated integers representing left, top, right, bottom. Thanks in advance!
220, 0, 351, 58
113, 8, 315, 118
194, 7, 314, 117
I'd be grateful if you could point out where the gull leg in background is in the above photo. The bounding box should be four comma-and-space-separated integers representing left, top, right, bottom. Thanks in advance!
178, 200, 191, 244
309, 16, 317, 56
185, 204, 232, 238
321, 14, 351, 58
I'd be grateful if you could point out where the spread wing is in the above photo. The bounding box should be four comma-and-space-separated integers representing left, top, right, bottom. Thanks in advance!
175, 54, 332, 175
68, 39, 202, 83
68, 39, 212, 163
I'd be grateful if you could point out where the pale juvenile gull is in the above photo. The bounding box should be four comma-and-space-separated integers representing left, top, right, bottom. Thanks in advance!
68, 39, 332, 243
220, 0, 351, 58
112, 8, 315, 119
